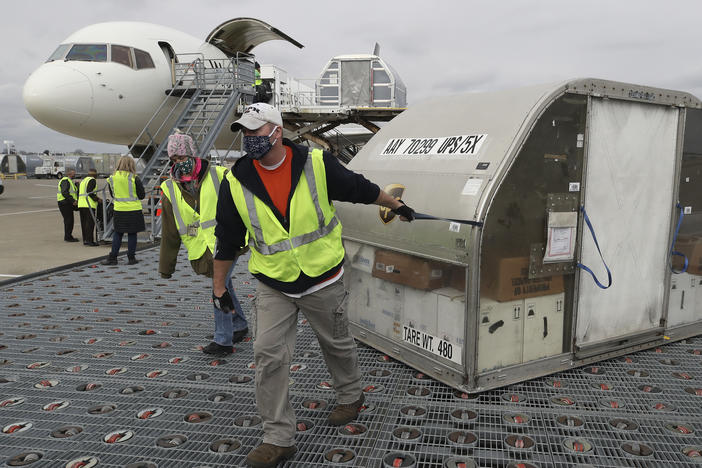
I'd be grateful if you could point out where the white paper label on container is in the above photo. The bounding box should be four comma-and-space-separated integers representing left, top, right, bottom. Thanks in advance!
547, 227, 574, 257
576, 133, 584, 148
449, 222, 461, 233
462, 178, 483, 196
402, 324, 462, 365
380, 135, 487, 158
569, 182, 580, 192
684, 206, 692, 214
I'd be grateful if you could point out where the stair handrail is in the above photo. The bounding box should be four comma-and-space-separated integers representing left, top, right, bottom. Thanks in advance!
129, 56, 205, 162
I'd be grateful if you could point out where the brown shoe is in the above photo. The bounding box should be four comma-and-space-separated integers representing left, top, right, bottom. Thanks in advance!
246, 443, 297, 468
327, 392, 365, 426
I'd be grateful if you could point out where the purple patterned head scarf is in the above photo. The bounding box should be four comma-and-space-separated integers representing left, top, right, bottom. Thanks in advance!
167, 130, 197, 159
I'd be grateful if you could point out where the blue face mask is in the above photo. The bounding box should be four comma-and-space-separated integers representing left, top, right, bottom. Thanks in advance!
243, 126, 278, 160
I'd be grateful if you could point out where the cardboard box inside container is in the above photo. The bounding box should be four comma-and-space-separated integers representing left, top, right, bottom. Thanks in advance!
449, 266, 466, 292
373, 250, 445, 291
672, 235, 702, 275
349, 244, 376, 274
481, 256, 564, 302
403, 287, 438, 336
348, 270, 402, 339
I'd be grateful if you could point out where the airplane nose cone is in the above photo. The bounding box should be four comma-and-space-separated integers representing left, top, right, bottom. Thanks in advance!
23, 64, 93, 129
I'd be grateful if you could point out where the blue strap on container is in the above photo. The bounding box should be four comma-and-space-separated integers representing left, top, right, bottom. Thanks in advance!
576, 205, 612, 289
670, 203, 688, 274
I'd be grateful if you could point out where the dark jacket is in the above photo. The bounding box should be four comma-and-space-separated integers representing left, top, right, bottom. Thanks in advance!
159, 159, 235, 278
85, 178, 100, 204
58, 178, 77, 207
108, 174, 146, 233
215, 140, 380, 293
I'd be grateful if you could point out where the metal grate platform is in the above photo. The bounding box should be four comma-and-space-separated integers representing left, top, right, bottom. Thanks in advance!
1, 247, 701, 467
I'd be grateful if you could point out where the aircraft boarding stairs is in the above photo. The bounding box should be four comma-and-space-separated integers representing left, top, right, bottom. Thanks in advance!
99, 54, 255, 243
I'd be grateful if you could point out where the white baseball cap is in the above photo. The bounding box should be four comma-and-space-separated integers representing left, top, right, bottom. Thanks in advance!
230, 102, 283, 131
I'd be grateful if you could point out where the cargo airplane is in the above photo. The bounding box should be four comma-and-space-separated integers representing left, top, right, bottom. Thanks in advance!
22, 18, 303, 156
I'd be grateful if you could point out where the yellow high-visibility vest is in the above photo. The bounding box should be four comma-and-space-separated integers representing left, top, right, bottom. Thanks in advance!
108, 171, 141, 211
229, 148, 344, 282
78, 176, 97, 209
57, 177, 77, 202
161, 165, 226, 260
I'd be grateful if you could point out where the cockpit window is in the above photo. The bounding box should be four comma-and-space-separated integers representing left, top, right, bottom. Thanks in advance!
65, 44, 107, 62
46, 44, 70, 62
111, 45, 132, 67
134, 49, 155, 69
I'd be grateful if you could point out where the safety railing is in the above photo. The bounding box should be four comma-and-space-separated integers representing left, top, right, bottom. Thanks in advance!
92, 184, 161, 245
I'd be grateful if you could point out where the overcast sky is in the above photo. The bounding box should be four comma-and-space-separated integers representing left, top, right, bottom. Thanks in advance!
3, 0, 702, 153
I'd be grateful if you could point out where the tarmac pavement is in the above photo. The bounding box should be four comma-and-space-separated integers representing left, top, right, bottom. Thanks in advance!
0, 177, 141, 277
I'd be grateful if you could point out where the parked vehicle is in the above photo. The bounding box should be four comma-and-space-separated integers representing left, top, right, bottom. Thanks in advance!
35, 158, 66, 179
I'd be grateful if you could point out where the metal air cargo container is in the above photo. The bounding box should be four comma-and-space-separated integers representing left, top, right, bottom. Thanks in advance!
0, 154, 27, 176
20, 154, 45, 178
317, 54, 406, 108
92, 154, 122, 177
337, 78, 702, 393
62, 155, 96, 176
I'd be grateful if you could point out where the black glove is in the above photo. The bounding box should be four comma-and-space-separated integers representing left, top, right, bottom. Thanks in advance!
212, 290, 234, 313
391, 199, 415, 222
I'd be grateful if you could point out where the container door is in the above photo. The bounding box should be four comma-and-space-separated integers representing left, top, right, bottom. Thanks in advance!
340, 61, 370, 106
9, 156, 17, 173
575, 98, 679, 348
668, 108, 702, 327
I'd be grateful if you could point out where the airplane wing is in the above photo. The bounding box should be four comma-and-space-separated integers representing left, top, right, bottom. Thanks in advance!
205, 18, 304, 55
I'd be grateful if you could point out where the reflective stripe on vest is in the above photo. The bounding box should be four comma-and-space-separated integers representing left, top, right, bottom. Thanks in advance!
108, 171, 141, 211
229, 148, 345, 283
162, 165, 224, 260
57, 177, 77, 202
243, 155, 339, 255
78, 177, 97, 209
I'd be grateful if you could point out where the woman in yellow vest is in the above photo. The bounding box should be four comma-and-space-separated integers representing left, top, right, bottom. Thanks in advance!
159, 130, 249, 353
102, 156, 145, 265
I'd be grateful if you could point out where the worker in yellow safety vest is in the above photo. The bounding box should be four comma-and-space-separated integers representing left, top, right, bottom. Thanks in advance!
253, 61, 271, 104
57, 169, 79, 242
102, 156, 145, 265
254, 62, 263, 86
159, 130, 249, 355
77, 168, 102, 246
213, 102, 415, 468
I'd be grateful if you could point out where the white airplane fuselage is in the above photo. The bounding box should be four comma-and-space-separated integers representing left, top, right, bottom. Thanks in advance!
23, 22, 233, 148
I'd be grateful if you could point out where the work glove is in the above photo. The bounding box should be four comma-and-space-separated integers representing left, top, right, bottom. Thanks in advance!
212, 290, 234, 313
392, 199, 415, 222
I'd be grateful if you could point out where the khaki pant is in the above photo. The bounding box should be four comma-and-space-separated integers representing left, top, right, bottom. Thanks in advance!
253, 279, 361, 446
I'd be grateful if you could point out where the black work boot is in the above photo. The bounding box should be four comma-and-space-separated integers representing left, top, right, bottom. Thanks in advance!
327, 393, 365, 426
202, 342, 233, 355
102, 256, 117, 265
246, 443, 297, 468
127, 257, 138, 265
232, 328, 249, 344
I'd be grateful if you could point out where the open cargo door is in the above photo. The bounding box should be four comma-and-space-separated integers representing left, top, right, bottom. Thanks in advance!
205, 17, 304, 56
575, 98, 679, 354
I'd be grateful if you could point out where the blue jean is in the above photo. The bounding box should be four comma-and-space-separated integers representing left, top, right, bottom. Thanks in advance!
111, 232, 137, 258
214, 259, 248, 345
